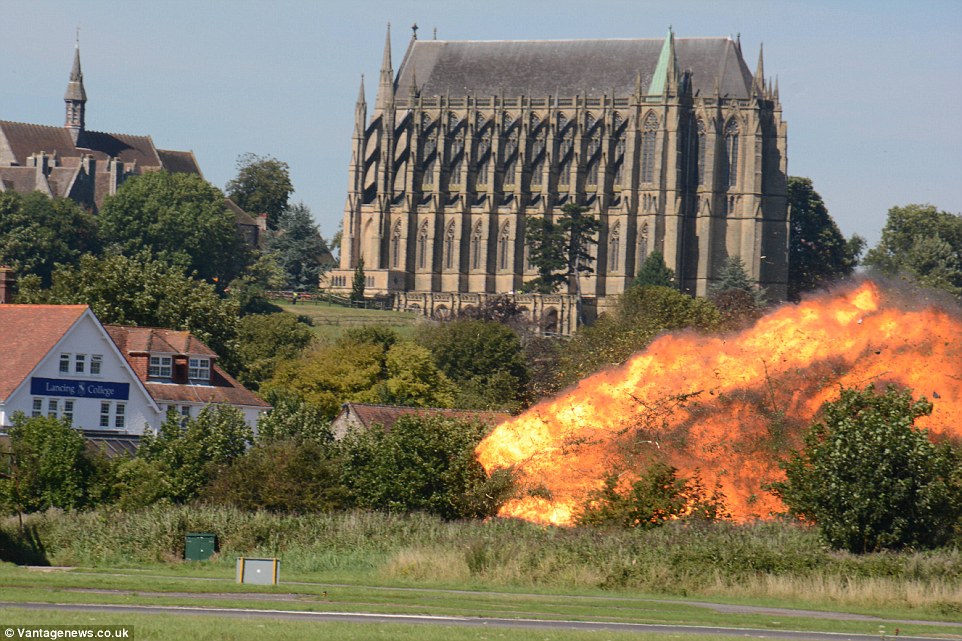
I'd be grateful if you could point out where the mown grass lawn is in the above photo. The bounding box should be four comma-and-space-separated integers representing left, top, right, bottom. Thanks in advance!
277, 301, 419, 341
0, 564, 958, 640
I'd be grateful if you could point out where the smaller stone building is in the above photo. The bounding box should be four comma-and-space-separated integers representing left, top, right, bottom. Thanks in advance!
0, 45, 202, 212
331, 402, 510, 440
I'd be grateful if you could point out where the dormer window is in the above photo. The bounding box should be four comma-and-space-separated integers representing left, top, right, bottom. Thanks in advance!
149, 355, 173, 378
188, 357, 210, 382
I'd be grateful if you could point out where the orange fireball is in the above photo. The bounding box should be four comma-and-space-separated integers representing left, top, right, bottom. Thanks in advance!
477, 281, 962, 526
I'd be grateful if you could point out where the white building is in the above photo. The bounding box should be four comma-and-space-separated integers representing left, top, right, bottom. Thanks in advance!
0, 305, 269, 435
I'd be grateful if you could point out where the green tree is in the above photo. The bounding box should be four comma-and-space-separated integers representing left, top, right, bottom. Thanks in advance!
225, 153, 294, 231
235, 312, 313, 389
578, 462, 728, 528
203, 440, 348, 513
255, 390, 333, 445
416, 320, 528, 411
99, 171, 246, 283
265, 329, 455, 419
0, 414, 95, 514
631, 250, 675, 288
524, 203, 601, 298
136, 406, 252, 504
772, 385, 962, 553
227, 252, 287, 315
267, 202, 333, 290
339, 415, 514, 519
710, 256, 766, 306
559, 286, 720, 387
351, 257, 366, 303
863, 204, 962, 299
0, 192, 99, 287
787, 177, 864, 301
17, 252, 241, 373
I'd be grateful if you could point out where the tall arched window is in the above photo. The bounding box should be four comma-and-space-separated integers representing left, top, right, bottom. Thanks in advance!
558, 114, 572, 186
471, 221, 483, 270
608, 222, 621, 272
585, 114, 601, 186
447, 113, 463, 184
696, 119, 707, 186
391, 221, 402, 268
641, 112, 658, 184
613, 112, 626, 185
477, 120, 491, 185
724, 118, 739, 188
498, 222, 511, 270
416, 221, 429, 269
530, 116, 545, 187
444, 221, 456, 269
503, 128, 518, 185
421, 114, 436, 187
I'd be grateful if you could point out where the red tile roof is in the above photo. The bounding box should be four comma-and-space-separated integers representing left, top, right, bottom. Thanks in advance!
335, 402, 511, 433
105, 325, 269, 409
0, 304, 88, 400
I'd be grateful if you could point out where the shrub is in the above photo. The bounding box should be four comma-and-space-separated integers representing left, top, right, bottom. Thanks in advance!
773, 385, 962, 553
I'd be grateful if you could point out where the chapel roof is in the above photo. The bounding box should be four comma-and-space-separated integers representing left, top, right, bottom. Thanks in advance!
394, 37, 753, 100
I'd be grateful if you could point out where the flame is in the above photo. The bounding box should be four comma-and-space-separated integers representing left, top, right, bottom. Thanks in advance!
477, 281, 962, 526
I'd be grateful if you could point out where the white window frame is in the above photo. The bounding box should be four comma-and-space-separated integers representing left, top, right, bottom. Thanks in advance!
114, 403, 126, 429
90, 354, 103, 375
188, 357, 210, 382
32, 398, 43, 418
74, 354, 86, 374
148, 355, 173, 378
59, 354, 70, 374
100, 402, 111, 428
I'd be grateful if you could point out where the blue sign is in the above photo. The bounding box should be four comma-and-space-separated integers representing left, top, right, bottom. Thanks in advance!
30, 377, 129, 401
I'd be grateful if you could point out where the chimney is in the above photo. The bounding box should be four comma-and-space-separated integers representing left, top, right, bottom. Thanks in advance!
0, 267, 16, 304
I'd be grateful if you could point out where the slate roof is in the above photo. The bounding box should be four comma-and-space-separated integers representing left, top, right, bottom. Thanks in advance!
333, 402, 511, 434
0, 305, 88, 401
395, 37, 753, 100
0, 121, 200, 175
105, 325, 270, 409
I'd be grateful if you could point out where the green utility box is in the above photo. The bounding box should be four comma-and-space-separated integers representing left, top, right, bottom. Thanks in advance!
185, 533, 216, 561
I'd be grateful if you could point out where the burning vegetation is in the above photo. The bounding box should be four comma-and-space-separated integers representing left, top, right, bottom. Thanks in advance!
476, 280, 962, 526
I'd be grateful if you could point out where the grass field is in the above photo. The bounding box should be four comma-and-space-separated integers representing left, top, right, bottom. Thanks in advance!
277, 300, 420, 341
0, 564, 959, 641
2, 507, 962, 641
0, 607, 760, 641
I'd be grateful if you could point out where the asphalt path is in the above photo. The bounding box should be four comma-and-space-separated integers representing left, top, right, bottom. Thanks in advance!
0, 601, 953, 641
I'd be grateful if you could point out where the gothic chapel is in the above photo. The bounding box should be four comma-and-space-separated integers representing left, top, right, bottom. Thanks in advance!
329, 26, 788, 333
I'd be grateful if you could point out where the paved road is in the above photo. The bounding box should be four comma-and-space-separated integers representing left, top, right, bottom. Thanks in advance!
0, 601, 952, 641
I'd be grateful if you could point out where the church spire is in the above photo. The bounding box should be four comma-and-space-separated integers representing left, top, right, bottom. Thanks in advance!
753, 43, 766, 96
648, 27, 679, 97
375, 23, 395, 112
354, 74, 367, 136
64, 37, 87, 142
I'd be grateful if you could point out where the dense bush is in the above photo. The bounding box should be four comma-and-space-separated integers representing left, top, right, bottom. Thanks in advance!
0, 414, 100, 513
773, 385, 962, 553
578, 463, 728, 529
339, 414, 514, 519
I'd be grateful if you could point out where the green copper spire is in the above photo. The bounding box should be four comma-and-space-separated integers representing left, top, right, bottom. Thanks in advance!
648, 27, 678, 98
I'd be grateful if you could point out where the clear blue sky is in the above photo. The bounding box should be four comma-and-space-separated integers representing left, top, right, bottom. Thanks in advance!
3, 0, 960, 248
